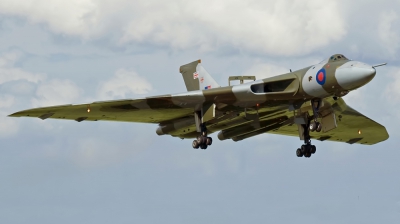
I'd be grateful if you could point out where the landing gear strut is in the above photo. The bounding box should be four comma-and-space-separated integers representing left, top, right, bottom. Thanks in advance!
192, 123, 212, 150
296, 120, 317, 158
309, 98, 322, 133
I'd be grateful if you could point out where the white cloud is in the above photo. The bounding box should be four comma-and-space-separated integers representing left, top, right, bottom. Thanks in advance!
97, 68, 152, 99
0, 0, 100, 38
0, 94, 18, 138
378, 11, 400, 58
242, 63, 289, 80
383, 66, 400, 103
0, 94, 15, 109
0, 0, 346, 55
0, 52, 45, 138
0, 51, 46, 84
31, 79, 83, 107
342, 88, 366, 110
0, 51, 83, 109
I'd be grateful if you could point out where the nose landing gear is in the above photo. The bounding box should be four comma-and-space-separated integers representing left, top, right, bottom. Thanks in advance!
309, 99, 322, 133
309, 120, 322, 132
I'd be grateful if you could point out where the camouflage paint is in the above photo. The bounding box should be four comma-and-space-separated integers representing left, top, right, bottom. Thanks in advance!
9, 54, 388, 145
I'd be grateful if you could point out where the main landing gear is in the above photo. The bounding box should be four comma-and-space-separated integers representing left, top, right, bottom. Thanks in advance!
192, 123, 213, 150
296, 141, 316, 158
296, 122, 317, 158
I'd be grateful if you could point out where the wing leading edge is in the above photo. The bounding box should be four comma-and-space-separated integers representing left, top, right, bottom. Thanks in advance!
8, 96, 195, 124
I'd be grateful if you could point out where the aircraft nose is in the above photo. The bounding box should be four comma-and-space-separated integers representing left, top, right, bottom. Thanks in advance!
365, 67, 376, 80
335, 62, 376, 90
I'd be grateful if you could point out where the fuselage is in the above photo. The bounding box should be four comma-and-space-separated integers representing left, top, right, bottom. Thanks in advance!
169, 54, 375, 108
156, 54, 377, 138
231, 54, 376, 104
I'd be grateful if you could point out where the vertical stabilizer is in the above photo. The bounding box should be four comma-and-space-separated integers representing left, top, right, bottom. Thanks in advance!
180, 60, 201, 91
196, 63, 220, 90
179, 60, 220, 91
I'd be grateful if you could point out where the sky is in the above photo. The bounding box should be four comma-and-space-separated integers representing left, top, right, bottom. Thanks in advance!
1, 0, 400, 223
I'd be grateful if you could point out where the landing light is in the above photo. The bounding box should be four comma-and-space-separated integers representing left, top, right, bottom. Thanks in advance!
358, 130, 361, 135
87, 105, 91, 113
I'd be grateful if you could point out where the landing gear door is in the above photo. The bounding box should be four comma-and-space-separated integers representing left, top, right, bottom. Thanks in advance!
297, 124, 305, 140
321, 112, 337, 133
201, 103, 216, 123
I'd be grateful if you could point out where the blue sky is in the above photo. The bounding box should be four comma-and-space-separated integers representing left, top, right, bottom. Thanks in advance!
0, 1, 400, 223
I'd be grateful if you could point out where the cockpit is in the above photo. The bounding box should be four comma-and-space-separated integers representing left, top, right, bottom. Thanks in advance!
329, 54, 349, 62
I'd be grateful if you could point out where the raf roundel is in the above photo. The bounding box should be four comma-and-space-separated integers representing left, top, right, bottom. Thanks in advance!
316, 68, 326, 85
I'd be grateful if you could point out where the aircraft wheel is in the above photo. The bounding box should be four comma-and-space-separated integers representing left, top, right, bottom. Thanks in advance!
301, 145, 306, 153
311, 145, 316, 154
316, 122, 322, 132
197, 136, 206, 144
305, 151, 311, 158
296, 148, 303, 157
309, 121, 317, 132
192, 140, 200, 149
200, 144, 208, 150
206, 137, 213, 146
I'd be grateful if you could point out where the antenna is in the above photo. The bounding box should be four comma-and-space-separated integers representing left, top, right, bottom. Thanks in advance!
372, 63, 387, 68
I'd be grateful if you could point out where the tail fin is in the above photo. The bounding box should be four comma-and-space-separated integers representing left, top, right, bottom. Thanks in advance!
179, 60, 220, 91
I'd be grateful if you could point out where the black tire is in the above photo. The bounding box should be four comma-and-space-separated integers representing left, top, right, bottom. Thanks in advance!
197, 136, 207, 144
296, 148, 303, 157
301, 145, 306, 153
316, 122, 322, 132
206, 137, 213, 146
192, 140, 200, 149
200, 144, 208, 150
197, 136, 202, 144
311, 145, 316, 154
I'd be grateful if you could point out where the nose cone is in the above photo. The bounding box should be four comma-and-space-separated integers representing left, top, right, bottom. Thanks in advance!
335, 61, 376, 90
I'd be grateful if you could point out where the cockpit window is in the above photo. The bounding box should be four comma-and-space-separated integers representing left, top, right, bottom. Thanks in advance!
329, 54, 349, 62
